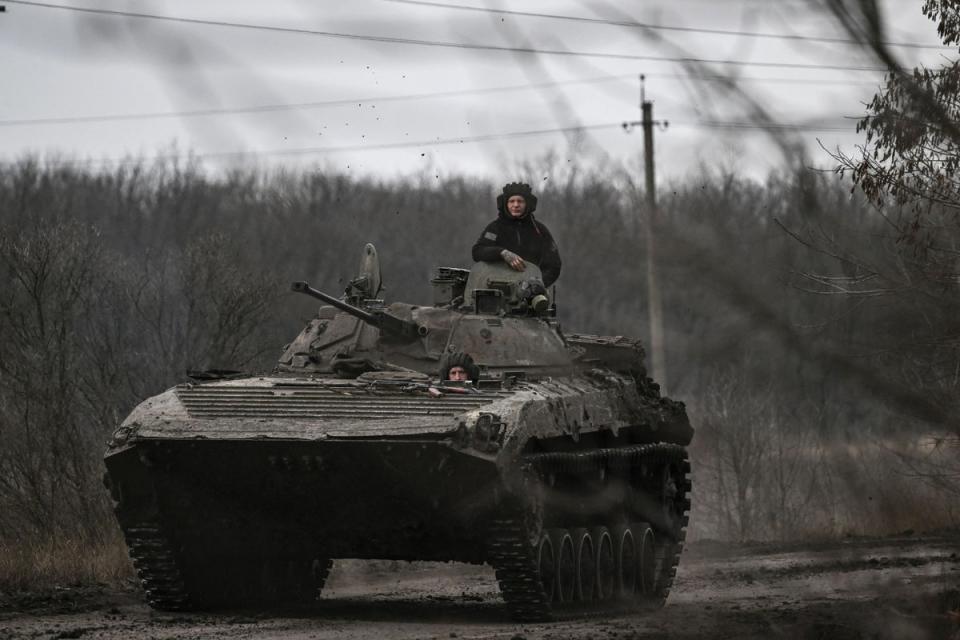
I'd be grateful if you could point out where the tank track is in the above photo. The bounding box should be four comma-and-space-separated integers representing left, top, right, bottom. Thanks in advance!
109, 472, 333, 610
121, 520, 193, 610
487, 443, 690, 622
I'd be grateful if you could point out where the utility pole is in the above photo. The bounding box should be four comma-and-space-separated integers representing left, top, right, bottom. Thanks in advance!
623, 75, 668, 394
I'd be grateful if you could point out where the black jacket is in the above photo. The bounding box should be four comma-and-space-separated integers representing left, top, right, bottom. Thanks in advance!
471, 210, 562, 287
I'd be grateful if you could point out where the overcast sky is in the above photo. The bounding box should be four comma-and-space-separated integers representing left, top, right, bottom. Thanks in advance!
0, 0, 950, 183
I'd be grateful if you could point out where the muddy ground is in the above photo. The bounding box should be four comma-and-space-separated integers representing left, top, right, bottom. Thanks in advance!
1, 534, 959, 640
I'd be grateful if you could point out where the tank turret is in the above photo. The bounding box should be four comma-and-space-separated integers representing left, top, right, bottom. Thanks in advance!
463, 261, 551, 315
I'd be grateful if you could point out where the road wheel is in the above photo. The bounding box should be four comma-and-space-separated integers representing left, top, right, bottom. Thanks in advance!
571, 528, 596, 602
548, 529, 576, 603
634, 523, 656, 597
592, 526, 615, 600
612, 525, 637, 597
536, 532, 556, 603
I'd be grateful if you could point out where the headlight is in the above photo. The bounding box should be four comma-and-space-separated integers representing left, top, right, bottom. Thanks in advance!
473, 413, 505, 453
109, 424, 135, 447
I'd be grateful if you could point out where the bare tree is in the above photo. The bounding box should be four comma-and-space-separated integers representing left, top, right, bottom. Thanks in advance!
0, 220, 117, 540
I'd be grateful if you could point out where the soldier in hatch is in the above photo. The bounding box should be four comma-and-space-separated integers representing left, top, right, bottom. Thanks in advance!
439, 352, 480, 383
471, 182, 562, 288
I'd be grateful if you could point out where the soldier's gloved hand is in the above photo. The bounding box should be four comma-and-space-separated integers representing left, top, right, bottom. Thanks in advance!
501, 249, 526, 271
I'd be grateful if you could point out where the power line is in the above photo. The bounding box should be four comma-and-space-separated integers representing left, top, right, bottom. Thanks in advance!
0, 71, 883, 128
48, 118, 858, 168
5, 0, 888, 73
0, 74, 636, 127
383, 0, 951, 51
680, 120, 855, 131
110, 123, 628, 164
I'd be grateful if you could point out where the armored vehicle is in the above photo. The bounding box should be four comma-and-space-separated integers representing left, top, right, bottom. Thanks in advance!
104, 244, 693, 621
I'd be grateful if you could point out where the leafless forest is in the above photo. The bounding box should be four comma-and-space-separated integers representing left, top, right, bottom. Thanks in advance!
1, 154, 958, 591
1, 0, 960, 605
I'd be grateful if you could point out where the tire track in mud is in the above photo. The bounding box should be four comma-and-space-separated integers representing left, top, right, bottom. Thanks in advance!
1, 535, 958, 640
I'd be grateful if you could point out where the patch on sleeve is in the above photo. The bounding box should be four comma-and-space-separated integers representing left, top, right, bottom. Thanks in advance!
484, 231, 497, 241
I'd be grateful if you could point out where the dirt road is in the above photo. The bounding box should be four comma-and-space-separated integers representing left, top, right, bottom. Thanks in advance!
2, 534, 958, 639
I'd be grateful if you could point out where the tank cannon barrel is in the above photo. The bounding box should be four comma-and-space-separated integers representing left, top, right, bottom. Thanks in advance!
291, 281, 424, 341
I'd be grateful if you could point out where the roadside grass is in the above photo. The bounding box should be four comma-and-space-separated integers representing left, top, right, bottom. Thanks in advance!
0, 533, 133, 594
